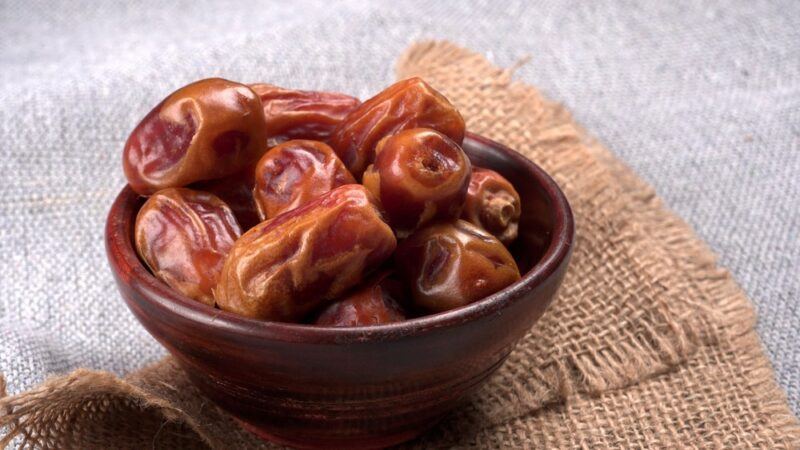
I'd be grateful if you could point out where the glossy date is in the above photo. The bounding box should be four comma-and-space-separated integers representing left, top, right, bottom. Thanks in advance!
362, 128, 471, 237
124, 78, 268, 195
329, 77, 465, 178
314, 271, 407, 327
253, 139, 355, 220
395, 220, 520, 313
461, 167, 521, 245
214, 185, 396, 321
250, 83, 360, 147
134, 188, 242, 305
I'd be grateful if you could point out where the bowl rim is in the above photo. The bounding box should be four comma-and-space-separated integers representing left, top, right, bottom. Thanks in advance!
106, 132, 574, 344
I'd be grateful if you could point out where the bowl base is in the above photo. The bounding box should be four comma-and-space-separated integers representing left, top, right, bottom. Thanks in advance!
235, 418, 429, 449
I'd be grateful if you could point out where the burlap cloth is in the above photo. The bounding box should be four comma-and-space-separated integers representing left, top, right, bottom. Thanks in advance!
1, 41, 798, 449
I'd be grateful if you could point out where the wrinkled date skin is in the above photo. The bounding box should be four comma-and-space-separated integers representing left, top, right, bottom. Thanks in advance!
192, 169, 261, 231
124, 78, 268, 195
215, 185, 397, 322
135, 188, 242, 306
250, 83, 361, 147
363, 128, 471, 237
395, 220, 520, 313
253, 140, 356, 220
461, 167, 522, 246
329, 77, 465, 178
314, 271, 407, 327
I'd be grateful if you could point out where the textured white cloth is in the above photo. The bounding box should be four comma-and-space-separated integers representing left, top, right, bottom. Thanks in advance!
1, 0, 798, 416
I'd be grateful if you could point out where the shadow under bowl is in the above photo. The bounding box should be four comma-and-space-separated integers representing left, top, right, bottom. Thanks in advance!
105, 132, 574, 449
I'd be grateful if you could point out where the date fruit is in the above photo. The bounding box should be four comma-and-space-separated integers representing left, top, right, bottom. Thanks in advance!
314, 271, 407, 327
124, 78, 268, 195
461, 167, 521, 245
250, 83, 360, 147
329, 77, 465, 178
362, 128, 471, 237
395, 220, 520, 313
135, 187, 242, 305
253, 139, 356, 220
215, 185, 397, 322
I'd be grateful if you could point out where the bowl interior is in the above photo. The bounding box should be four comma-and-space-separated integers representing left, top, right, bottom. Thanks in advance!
107, 132, 573, 342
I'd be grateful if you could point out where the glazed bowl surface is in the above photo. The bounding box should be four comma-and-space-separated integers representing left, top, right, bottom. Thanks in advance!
105, 132, 574, 449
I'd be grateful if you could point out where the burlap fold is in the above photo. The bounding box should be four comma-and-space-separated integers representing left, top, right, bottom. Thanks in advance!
2, 41, 798, 449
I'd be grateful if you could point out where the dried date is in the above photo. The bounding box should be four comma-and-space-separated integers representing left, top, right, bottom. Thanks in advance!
124, 78, 268, 195
253, 139, 355, 220
362, 128, 471, 237
395, 220, 520, 313
329, 77, 465, 178
250, 83, 360, 147
314, 271, 407, 327
135, 187, 242, 305
461, 167, 521, 245
215, 185, 396, 321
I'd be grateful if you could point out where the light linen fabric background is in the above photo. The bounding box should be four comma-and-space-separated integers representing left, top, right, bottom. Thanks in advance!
1, 0, 798, 415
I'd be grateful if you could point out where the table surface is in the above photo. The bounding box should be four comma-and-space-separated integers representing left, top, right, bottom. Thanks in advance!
1, 0, 797, 415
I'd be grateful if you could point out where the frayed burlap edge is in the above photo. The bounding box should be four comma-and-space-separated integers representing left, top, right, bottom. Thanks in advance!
577, 120, 800, 442
0, 367, 218, 450
581, 118, 799, 442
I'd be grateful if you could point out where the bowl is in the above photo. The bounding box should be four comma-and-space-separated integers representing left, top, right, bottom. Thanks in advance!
105, 132, 574, 449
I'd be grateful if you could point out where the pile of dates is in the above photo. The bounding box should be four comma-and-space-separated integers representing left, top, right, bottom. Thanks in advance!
126, 77, 523, 326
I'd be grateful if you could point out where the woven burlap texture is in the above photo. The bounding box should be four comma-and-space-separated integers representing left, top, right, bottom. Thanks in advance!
1, 41, 798, 449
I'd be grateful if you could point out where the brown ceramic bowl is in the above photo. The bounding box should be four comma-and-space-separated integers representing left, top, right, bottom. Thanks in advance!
105, 133, 574, 449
